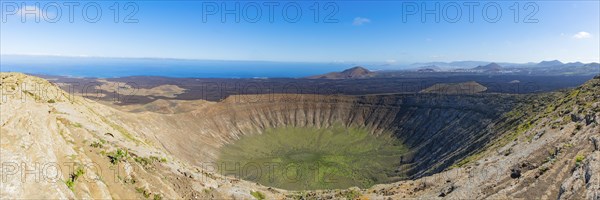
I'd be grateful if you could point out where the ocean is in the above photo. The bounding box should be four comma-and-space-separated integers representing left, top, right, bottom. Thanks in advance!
0, 55, 352, 78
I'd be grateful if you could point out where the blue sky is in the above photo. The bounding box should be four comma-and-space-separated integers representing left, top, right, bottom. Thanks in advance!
1, 1, 599, 64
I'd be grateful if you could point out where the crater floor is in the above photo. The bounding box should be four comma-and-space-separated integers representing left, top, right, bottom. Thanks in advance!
216, 124, 408, 190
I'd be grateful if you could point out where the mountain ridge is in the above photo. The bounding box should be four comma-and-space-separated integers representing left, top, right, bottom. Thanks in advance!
306, 66, 375, 79
472, 62, 503, 72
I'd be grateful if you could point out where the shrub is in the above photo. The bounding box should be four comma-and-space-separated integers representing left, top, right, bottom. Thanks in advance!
65, 167, 85, 191
135, 187, 144, 193
250, 191, 265, 200
575, 154, 585, 166
90, 141, 103, 148
134, 156, 167, 167
108, 149, 128, 164
344, 189, 361, 200
74, 167, 85, 178
135, 187, 151, 198
65, 179, 75, 191
134, 157, 151, 166
563, 143, 574, 148
72, 123, 83, 128
547, 149, 556, 157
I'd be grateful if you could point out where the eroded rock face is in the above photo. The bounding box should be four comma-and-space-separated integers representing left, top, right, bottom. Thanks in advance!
559, 152, 600, 200
584, 152, 600, 199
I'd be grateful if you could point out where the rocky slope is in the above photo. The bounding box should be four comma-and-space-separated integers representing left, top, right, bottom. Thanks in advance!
0, 73, 285, 199
1, 72, 599, 199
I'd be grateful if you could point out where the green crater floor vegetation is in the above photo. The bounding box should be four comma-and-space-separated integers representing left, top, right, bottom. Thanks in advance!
217, 124, 408, 190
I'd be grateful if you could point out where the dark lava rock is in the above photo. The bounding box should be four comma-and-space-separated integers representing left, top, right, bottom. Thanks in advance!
591, 136, 599, 151
503, 148, 513, 156
585, 114, 596, 125
533, 130, 546, 140
521, 161, 537, 170
510, 167, 521, 179
571, 113, 583, 122
438, 183, 455, 197
413, 182, 427, 192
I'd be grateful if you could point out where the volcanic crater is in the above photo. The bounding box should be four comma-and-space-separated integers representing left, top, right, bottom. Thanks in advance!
131, 93, 520, 190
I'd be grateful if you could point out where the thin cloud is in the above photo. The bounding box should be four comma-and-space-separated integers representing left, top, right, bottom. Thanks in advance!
573, 31, 591, 39
353, 17, 371, 26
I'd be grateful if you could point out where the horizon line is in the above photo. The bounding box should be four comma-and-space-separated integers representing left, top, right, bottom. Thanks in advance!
1, 54, 599, 66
